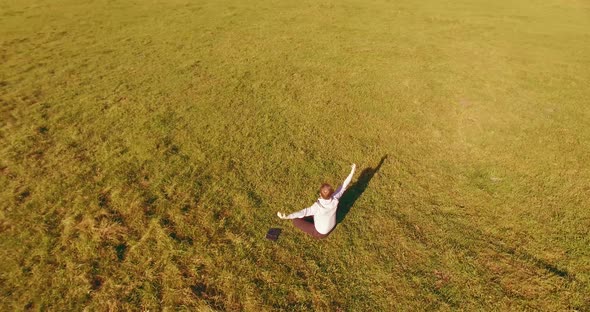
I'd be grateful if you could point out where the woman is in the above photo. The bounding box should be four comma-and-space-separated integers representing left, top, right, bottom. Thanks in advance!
277, 164, 356, 239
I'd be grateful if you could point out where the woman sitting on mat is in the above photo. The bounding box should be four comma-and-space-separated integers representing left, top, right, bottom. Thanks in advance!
277, 164, 356, 239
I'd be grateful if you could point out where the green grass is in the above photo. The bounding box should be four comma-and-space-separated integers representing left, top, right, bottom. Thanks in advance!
1, 0, 589, 310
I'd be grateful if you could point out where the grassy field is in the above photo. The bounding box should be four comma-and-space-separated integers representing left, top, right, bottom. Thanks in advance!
1, 0, 590, 310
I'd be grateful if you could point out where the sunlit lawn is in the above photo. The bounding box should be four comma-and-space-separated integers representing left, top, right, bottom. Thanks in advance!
1, 0, 589, 310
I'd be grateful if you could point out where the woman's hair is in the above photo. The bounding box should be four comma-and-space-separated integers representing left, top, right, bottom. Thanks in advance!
320, 183, 334, 199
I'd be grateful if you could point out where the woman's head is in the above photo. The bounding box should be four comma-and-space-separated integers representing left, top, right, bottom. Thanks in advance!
320, 183, 334, 199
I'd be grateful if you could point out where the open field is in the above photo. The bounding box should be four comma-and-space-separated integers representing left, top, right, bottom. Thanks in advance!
1, 0, 589, 310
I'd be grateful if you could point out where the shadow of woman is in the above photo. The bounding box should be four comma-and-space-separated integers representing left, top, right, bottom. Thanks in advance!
337, 155, 388, 224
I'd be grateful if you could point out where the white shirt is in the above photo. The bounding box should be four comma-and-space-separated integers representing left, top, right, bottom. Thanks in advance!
286, 167, 356, 234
